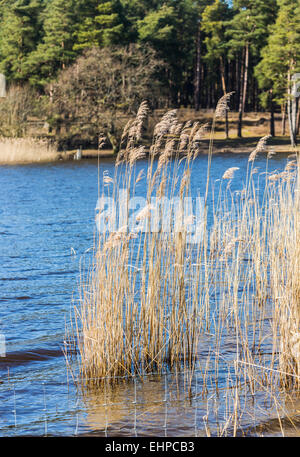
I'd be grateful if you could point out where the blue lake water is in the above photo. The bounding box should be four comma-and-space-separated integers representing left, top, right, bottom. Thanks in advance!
0, 153, 294, 436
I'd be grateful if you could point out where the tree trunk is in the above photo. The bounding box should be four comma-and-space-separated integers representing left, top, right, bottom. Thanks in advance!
237, 49, 245, 138
270, 91, 275, 137
291, 90, 297, 142
238, 43, 249, 138
194, 25, 201, 111
287, 99, 296, 147
287, 70, 297, 147
201, 62, 205, 108
49, 83, 54, 104
235, 55, 240, 111
107, 121, 119, 154
297, 101, 300, 135
254, 79, 258, 112
281, 103, 286, 136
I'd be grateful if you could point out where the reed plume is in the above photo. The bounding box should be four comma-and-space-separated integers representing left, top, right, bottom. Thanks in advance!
222, 167, 240, 180
215, 92, 235, 118
249, 135, 272, 162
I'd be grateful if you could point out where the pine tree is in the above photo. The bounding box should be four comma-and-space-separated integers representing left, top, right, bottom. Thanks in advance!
24, 0, 77, 86
255, 0, 300, 146
137, 0, 199, 106
0, 0, 43, 81
193, 0, 214, 111
202, 0, 232, 136
72, 0, 100, 50
119, 0, 158, 41
74, 0, 129, 50
227, 0, 278, 137
0, 0, 297, 122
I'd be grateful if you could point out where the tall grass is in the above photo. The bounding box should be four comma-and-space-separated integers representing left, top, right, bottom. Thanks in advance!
70, 97, 299, 407
0, 137, 58, 164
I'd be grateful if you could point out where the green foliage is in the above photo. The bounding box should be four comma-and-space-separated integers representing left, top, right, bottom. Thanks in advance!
74, 0, 129, 50
0, 0, 43, 81
24, 0, 77, 87
0, 0, 298, 123
227, 0, 278, 55
255, 0, 300, 105
202, 0, 232, 63
137, 0, 200, 103
138, 5, 175, 43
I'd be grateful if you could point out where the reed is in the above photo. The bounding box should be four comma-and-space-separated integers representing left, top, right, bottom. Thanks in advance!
71, 96, 300, 415
0, 136, 58, 164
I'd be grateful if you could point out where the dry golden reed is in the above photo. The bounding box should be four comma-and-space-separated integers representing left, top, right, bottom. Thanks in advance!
70, 99, 300, 407
0, 136, 58, 164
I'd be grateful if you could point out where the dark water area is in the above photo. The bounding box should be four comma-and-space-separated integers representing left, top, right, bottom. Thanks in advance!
0, 153, 296, 436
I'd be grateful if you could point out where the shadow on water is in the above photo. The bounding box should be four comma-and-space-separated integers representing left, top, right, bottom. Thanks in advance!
0, 347, 64, 368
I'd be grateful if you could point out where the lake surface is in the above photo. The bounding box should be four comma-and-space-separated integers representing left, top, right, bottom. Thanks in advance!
0, 153, 297, 437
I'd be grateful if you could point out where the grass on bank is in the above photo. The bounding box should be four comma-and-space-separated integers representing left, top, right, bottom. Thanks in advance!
0, 137, 58, 164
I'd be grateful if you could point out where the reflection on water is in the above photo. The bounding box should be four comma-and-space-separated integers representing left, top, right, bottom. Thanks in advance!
83, 375, 170, 435
82, 373, 206, 437
0, 155, 299, 436
80, 371, 300, 437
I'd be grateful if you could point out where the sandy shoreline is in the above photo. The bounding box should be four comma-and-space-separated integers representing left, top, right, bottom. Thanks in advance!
0, 139, 298, 165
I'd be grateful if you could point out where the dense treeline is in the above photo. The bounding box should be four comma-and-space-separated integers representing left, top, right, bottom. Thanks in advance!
0, 0, 299, 145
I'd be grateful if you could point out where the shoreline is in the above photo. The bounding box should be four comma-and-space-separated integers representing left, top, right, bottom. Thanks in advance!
0, 137, 298, 165
1, 109, 298, 165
